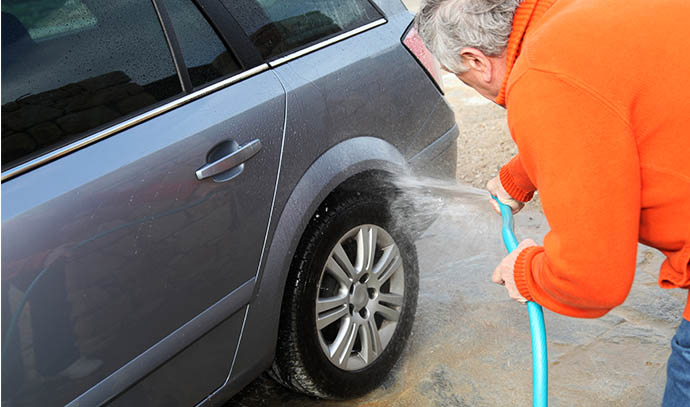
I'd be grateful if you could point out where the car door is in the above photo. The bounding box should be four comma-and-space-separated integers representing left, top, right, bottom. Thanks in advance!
1, 0, 284, 406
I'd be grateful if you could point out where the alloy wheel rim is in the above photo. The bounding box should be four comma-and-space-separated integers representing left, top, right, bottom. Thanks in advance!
315, 224, 405, 371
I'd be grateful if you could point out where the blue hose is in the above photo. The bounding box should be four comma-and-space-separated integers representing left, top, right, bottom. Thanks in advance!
494, 197, 548, 407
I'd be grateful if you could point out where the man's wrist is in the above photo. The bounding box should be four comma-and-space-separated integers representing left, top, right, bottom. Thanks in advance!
513, 246, 544, 301
499, 165, 534, 202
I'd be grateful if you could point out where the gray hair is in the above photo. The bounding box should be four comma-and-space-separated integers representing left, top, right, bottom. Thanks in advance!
415, 0, 522, 73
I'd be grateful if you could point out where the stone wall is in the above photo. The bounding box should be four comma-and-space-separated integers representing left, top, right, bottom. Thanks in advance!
2, 71, 162, 165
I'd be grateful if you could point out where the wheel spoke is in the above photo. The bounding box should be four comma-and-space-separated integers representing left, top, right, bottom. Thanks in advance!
317, 304, 349, 330
326, 256, 352, 288
378, 292, 403, 307
356, 226, 377, 274
316, 295, 348, 314
372, 245, 397, 280
374, 302, 400, 322
375, 254, 402, 288
359, 318, 382, 364
331, 319, 358, 367
332, 242, 355, 278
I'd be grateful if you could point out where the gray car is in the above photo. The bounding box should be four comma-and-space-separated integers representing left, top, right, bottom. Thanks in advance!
1, 0, 457, 405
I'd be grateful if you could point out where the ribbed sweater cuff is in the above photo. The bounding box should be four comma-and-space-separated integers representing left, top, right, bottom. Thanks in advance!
513, 246, 544, 301
500, 165, 534, 202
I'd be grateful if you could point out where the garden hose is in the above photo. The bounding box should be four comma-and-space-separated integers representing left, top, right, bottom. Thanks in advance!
494, 197, 548, 407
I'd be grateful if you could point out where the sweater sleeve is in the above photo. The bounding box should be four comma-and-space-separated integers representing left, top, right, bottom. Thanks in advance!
500, 155, 536, 202
507, 70, 641, 318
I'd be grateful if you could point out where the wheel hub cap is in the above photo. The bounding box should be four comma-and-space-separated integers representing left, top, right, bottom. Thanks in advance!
315, 225, 405, 371
350, 283, 369, 311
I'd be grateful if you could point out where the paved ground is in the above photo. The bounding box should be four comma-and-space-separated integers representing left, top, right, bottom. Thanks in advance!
228, 3, 686, 404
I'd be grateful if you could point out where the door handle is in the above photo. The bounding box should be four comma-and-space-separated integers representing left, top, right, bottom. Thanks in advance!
196, 139, 262, 180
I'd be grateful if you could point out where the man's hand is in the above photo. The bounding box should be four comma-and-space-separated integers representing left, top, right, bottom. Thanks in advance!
487, 175, 524, 215
492, 239, 538, 303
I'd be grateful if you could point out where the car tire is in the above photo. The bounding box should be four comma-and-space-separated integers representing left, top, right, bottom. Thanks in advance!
271, 190, 419, 399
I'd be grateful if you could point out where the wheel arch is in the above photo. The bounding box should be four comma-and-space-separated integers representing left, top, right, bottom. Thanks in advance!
204, 136, 410, 403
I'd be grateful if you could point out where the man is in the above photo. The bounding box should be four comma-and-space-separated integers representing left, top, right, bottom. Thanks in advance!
415, 0, 690, 405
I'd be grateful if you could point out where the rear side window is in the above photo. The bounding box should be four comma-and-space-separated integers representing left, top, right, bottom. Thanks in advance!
1, 0, 182, 169
222, 0, 382, 60
165, 0, 242, 89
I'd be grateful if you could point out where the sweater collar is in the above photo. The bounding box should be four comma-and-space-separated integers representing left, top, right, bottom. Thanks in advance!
495, 0, 555, 106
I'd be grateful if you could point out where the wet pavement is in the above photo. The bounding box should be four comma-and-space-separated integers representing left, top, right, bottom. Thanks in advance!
228, 197, 685, 406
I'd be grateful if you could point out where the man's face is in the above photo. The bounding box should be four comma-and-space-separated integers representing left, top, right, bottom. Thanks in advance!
445, 50, 508, 103
453, 68, 499, 101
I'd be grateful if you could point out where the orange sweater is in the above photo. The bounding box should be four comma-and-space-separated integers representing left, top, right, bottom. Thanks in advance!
498, 0, 690, 319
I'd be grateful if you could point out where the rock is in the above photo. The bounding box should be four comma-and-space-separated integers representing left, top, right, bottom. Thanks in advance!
78, 71, 130, 92
2, 133, 36, 163
4, 104, 63, 131
56, 106, 120, 135
212, 52, 240, 76
21, 88, 70, 106
2, 121, 13, 135
65, 84, 130, 113
2, 102, 19, 112
59, 83, 85, 97
116, 93, 157, 115
27, 122, 64, 146
123, 82, 144, 96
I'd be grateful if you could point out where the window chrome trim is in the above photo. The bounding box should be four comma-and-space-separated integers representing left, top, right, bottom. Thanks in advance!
1, 64, 270, 182
268, 18, 387, 68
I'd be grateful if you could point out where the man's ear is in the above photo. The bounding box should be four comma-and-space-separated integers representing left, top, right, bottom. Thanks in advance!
460, 47, 493, 82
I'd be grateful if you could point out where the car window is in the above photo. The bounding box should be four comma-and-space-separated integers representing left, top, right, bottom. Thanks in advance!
222, 0, 382, 60
1, 0, 97, 40
165, 0, 242, 89
1, 0, 182, 169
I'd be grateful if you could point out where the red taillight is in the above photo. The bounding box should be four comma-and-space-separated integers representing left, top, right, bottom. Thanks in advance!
402, 25, 444, 93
